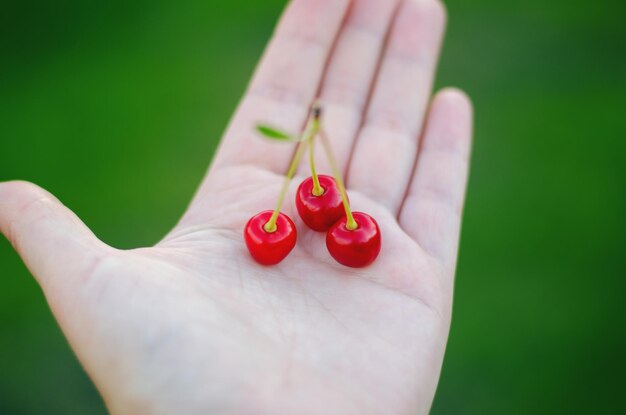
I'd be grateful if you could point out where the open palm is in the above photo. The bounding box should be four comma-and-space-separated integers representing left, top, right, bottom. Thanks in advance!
0, 1, 472, 414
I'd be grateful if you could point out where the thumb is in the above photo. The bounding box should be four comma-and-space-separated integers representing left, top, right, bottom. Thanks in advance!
0, 181, 110, 300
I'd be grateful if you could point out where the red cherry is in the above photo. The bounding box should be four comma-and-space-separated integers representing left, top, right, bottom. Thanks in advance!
296, 175, 345, 231
244, 210, 297, 265
326, 212, 381, 268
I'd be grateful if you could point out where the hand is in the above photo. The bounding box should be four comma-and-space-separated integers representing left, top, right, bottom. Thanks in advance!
0, 0, 472, 413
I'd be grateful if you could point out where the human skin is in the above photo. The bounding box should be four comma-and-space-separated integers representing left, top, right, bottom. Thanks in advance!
0, 0, 473, 414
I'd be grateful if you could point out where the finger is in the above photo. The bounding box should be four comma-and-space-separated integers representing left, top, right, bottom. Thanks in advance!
0, 181, 110, 300
347, 0, 447, 212
210, 0, 350, 174
308, 0, 401, 174
399, 88, 473, 273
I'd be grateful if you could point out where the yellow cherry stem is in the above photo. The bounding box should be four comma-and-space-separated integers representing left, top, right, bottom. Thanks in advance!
318, 127, 358, 231
308, 126, 324, 196
264, 109, 320, 233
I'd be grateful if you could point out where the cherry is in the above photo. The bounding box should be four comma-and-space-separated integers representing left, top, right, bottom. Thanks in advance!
244, 211, 297, 265
244, 104, 322, 265
296, 175, 345, 231
245, 102, 383, 267
326, 212, 381, 268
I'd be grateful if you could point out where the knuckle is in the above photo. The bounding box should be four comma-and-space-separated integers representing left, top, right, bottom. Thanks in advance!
366, 110, 415, 137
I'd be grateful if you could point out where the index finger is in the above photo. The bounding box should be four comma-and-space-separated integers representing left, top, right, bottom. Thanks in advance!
210, 0, 350, 174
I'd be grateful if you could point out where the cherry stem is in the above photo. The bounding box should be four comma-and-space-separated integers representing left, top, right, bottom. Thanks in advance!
319, 127, 358, 231
308, 126, 324, 197
264, 107, 321, 233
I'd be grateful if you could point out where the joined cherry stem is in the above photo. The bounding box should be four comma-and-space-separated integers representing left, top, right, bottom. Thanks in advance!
264, 108, 321, 233
263, 103, 357, 233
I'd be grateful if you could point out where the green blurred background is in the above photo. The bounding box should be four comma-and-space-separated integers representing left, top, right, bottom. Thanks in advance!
1, 0, 624, 413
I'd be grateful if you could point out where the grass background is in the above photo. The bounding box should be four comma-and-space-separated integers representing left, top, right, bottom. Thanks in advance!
1, 0, 625, 413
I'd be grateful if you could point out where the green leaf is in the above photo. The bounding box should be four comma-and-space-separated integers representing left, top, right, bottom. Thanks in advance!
255, 124, 297, 141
